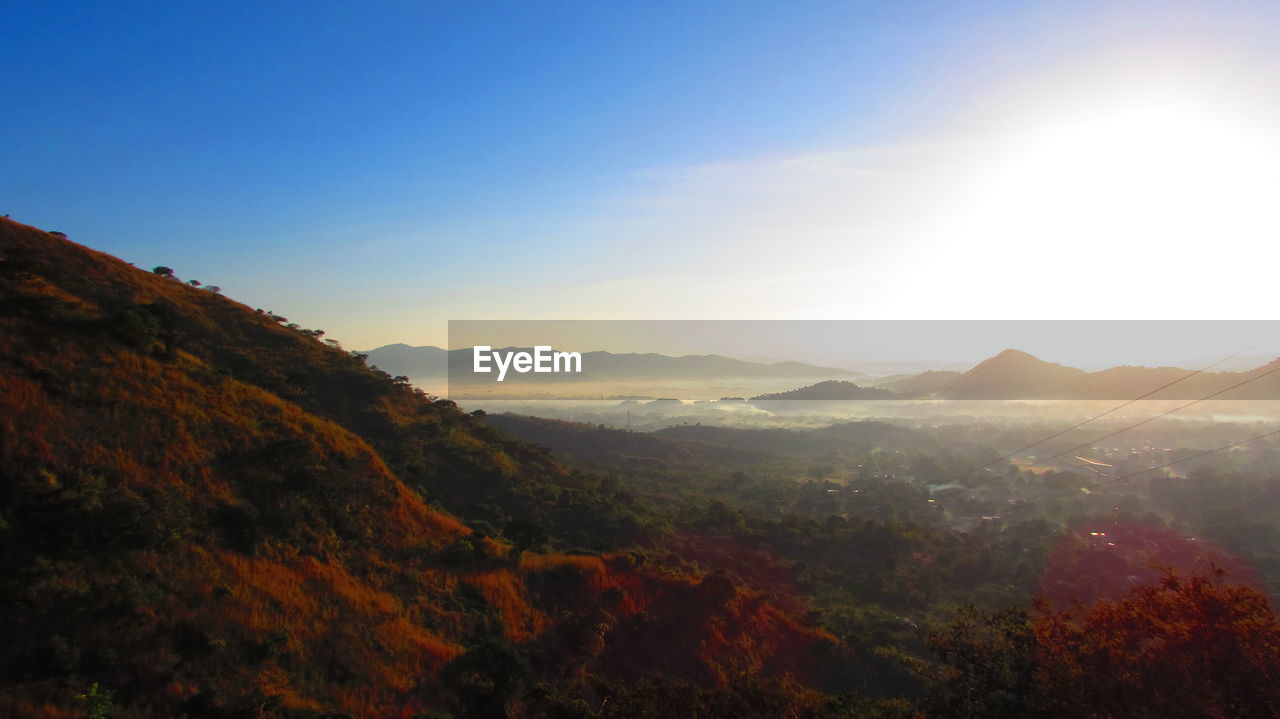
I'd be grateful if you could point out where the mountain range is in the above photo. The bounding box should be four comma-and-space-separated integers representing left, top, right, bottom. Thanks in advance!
364, 343, 866, 384
367, 344, 1280, 401
870, 348, 1280, 400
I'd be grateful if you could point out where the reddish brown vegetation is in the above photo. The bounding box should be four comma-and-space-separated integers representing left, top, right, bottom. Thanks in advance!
1038, 520, 1261, 609
1036, 569, 1280, 718
929, 568, 1280, 718
0, 219, 839, 718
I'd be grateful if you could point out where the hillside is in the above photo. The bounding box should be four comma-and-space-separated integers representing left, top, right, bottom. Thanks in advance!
875, 369, 961, 395
749, 380, 899, 401
943, 349, 1086, 399
0, 219, 838, 718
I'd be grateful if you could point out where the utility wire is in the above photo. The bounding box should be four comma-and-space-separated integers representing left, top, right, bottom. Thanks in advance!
848, 329, 1280, 522
942, 330, 1280, 483
1034, 360, 1280, 466
1004, 426, 1280, 515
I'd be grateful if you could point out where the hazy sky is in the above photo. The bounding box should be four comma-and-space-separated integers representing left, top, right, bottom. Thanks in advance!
5, 1, 1279, 353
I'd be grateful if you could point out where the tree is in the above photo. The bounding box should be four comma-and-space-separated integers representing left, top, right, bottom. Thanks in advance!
1035, 568, 1280, 719
441, 637, 530, 718
925, 570, 1280, 718
923, 606, 1042, 718
152, 266, 174, 278
503, 519, 549, 554
76, 683, 116, 719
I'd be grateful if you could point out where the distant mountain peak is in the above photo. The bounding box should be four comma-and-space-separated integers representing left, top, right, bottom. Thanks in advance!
965, 348, 1057, 373
990, 348, 1043, 363
365, 342, 444, 352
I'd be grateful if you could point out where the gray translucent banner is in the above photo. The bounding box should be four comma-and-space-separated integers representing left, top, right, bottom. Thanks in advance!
435, 320, 1280, 401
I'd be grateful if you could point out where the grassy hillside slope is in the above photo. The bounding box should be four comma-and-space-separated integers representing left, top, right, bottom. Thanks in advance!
0, 219, 834, 718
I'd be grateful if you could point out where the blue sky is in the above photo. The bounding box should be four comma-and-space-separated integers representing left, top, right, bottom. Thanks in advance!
5, 1, 1280, 351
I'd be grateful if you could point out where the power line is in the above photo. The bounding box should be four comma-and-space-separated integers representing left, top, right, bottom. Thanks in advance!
942, 330, 1280, 483
847, 329, 1280, 522
946, 361, 1280, 521
1034, 360, 1280, 466
1003, 426, 1280, 515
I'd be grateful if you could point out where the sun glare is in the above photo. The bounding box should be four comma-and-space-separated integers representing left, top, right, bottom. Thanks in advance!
958, 92, 1280, 275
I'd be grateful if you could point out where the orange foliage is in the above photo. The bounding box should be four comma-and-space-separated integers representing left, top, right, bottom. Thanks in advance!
1038, 521, 1262, 610
1036, 569, 1280, 718
385, 483, 469, 549
0, 219, 845, 717
467, 570, 547, 641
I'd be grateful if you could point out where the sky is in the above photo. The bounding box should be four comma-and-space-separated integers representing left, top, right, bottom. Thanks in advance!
5, 1, 1280, 357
